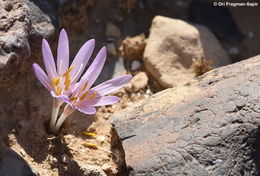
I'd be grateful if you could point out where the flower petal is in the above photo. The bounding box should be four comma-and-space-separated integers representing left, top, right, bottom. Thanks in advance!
32, 63, 52, 90
92, 96, 120, 106
91, 74, 132, 96
42, 39, 57, 78
70, 39, 95, 83
57, 28, 69, 75
78, 47, 107, 91
77, 105, 96, 115
50, 91, 69, 100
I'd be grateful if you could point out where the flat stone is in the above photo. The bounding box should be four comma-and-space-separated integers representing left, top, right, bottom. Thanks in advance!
110, 56, 260, 176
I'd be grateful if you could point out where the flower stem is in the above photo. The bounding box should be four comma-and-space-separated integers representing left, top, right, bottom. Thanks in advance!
49, 98, 62, 133
52, 104, 74, 134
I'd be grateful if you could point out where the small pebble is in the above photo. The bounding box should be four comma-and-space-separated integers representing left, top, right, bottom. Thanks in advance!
105, 22, 121, 38
101, 163, 111, 171
31, 167, 40, 176
19, 149, 26, 157
146, 89, 152, 95
248, 31, 254, 38
175, 0, 188, 7
213, 159, 223, 164
106, 43, 117, 56
228, 47, 239, 55
97, 135, 105, 143
126, 72, 148, 92
106, 37, 115, 42
131, 60, 141, 70
49, 155, 58, 163
61, 154, 70, 163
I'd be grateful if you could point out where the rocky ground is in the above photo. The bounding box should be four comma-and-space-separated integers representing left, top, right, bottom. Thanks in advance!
0, 0, 259, 176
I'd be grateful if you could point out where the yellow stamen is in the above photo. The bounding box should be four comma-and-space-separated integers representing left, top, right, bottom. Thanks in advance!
89, 92, 97, 100
64, 74, 71, 90
62, 66, 74, 77
56, 85, 62, 95
79, 90, 89, 101
83, 142, 98, 149
55, 77, 60, 86
51, 77, 56, 88
82, 132, 97, 137
70, 97, 78, 101
81, 81, 89, 91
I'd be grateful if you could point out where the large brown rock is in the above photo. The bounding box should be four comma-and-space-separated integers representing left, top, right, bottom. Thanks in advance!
110, 56, 260, 175
144, 16, 231, 88
0, 0, 54, 86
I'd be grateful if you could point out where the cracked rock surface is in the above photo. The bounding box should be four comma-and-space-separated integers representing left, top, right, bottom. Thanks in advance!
0, 0, 54, 86
110, 56, 260, 176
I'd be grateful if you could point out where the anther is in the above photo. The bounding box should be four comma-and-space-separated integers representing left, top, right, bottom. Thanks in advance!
62, 66, 74, 77
55, 77, 60, 86
79, 90, 89, 101
70, 97, 78, 101
83, 142, 98, 149
89, 92, 97, 100
56, 85, 62, 95
64, 74, 71, 90
81, 81, 88, 91
82, 132, 97, 137
51, 77, 56, 88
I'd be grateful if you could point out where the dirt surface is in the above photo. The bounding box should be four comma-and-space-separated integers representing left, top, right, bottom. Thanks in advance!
0, 67, 150, 176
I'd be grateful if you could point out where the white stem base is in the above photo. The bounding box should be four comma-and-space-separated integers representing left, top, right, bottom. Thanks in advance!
49, 104, 75, 134
49, 98, 62, 134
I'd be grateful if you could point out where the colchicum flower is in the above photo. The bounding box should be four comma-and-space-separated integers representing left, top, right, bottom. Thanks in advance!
33, 29, 132, 134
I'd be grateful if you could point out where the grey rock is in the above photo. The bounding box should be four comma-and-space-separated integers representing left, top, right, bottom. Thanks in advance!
110, 56, 260, 175
0, 148, 35, 176
0, 0, 55, 86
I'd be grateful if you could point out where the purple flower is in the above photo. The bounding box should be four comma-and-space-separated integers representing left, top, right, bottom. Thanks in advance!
33, 29, 132, 133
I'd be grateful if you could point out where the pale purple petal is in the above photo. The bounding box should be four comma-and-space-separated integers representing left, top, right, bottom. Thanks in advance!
77, 47, 107, 91
91, 74, 132, 96
57, 28, 69, 75
92, 96, 120, 106
50, 91, 69, 101
32, 63, 52, 90
76, 105, 96, 114
58, 94, 74, 106
42, 39, 57, 78
70, 39, 95, 83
